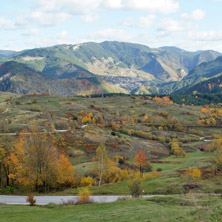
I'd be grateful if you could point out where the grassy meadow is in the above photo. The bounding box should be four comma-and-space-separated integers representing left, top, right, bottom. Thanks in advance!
0, 195, 222, 222
0, 92, 222, 221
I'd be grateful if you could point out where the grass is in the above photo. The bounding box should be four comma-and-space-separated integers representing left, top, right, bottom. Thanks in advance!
0, 195, 221, 222
63, 150, 216, 196
0, 94, 221, 196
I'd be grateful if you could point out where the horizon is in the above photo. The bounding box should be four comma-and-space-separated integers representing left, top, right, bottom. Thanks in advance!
1, 0, 222, 52
2, 40, 221, 54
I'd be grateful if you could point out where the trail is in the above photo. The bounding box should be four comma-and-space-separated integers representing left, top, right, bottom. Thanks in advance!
0, 195, 163, 205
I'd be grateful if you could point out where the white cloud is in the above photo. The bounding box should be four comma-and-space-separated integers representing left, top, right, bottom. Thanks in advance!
188, 31, 222, 41
181, 9, 206, 21
33, 0, 179, 15
102, 0, 122, 9
81, 14, 100, 23
0, 16, 15, 30
29, 11, 69, 26
85, 28, 133, 42
138, 14, 156, 28
122, 17, 135, 27
57, 30, 68, 39
123, 0, 179, 14
34, 0, 102, 15
158, 18, 183, 36
23, 28, 41, 36
122, 15, 156, 28
27, 33, 73, 48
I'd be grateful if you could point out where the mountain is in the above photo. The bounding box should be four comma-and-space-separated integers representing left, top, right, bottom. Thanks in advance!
178, 74, 222, 94
0, 41, 221, 95
0, 50, 16, 57
160, 56, 222, 94
0, 61, 126, 95
0, 61, 76, 95
10, 41, 220, 81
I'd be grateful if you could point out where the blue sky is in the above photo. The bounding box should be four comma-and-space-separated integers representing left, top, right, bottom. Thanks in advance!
1, 0, 222, 52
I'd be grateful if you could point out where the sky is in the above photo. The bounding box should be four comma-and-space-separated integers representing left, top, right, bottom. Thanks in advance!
1, 0, 222, 52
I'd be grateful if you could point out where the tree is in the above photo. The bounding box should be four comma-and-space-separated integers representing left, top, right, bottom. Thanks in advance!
96, 144, 108, 186
133, 150, 147, 175
214, 137, 222, 172
128, 172, 142, 197
0, 136, 14, 188
10, 125, 74, 192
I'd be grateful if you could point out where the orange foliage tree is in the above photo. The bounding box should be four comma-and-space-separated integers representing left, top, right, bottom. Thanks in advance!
133, 150, 147, 175
9, 125, 74, 192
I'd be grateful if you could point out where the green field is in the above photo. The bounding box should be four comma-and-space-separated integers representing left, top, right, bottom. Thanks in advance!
0, 195, 221, 222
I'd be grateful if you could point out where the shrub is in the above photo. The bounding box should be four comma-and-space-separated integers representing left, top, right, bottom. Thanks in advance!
143, 170, 161, 179
184, 167, 202, 179
128, 172, 142, 198
30, 105, 41, 112
61, 199, 75, 206
77, 187, 91, 204
111, 131, 116, 136
157, 168, 162, 172
80, 177, 93, 187
26, 195, 36, 206
45, 203, 58, 208
15, 101, 21, 105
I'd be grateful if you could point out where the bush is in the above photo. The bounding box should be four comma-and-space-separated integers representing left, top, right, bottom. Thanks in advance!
111, 131, 116, 136
184, 167, 202, 179
128, 173, 142, 198
61, 199, 75, 206
80, 177, 93, 187
26, 195, 36, 206
157, 168, 162, 172
77, 187, 91, 204
45, 203, 58, 208
30, 105, 41, 112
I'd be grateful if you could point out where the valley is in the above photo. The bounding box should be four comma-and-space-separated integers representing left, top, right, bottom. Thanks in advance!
0, 41, 221, 96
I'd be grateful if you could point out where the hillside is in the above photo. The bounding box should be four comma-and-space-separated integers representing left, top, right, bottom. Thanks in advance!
13, 42, 219, 83
0, 61, 126, 95
0, 41, 221, 95
0, 61, 75, 95
0, 50, 16, 57
160, 56, 222, 94
178, 74, 222, 94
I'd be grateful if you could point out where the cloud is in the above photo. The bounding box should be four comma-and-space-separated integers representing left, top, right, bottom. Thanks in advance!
0, 16, 15, 30
29, 11, 69, 26
138, 14, 156, 28
33, 0, 179, 15
84, 28, 134, 42
102, 0, 122, 9
23, 28, 41, 36
181, 9, 206, 21
34, 0, 102, 15
188, 31, 222, 41
57, 30, 68, 39
122, 14, 156, 28
158, 18, 183, 36
81, 14, 100, 23
123, 0, 179, 14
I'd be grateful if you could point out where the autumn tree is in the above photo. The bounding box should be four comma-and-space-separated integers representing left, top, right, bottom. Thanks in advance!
10, 125, 74, 192
170, 139, 186, 157
95, 144, 108, 186
0, 136, 14, 187
128, 171, 143, 197
133, 150, 147, 176
213, 136, 222, 172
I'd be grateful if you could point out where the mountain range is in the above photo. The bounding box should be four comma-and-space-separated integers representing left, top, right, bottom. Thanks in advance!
0, 41, 221, 95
